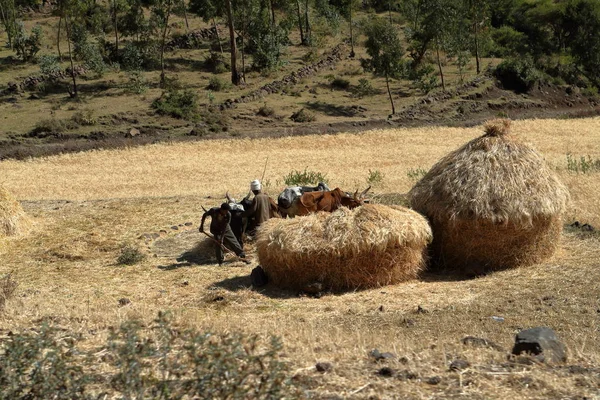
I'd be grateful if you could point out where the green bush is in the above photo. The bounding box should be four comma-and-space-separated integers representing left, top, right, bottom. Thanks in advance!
494, 57, 542, 93
117, 245, 146, 265
188, 108, 231, 136
566, 154, 600, 173
126, 70, 148, 94
406, 167, 428, 182
352, 78, 378, 98
203, 52, 229, 74
71, 109, 96, 126
14, 22, 42, 62
290, 108, 315, 123
283, 167, 328, 186
330, 77, 350, 90
207, 76, 229, 92
366, 169, 385, 186
0, 313, 300, 399
29, 118, 71, 137
152, 89, 199, 120
39, 55, 62, 75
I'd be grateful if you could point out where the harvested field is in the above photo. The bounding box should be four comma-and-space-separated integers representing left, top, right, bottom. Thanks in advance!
0, 118, 599, 399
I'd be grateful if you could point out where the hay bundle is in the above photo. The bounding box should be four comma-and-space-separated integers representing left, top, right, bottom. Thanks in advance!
256, 204, 432, 291
0, 185, 28, 237
408, 119, 569, 275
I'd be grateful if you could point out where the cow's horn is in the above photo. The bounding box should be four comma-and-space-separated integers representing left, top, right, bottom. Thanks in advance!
201, 205, 208, 212
226, 191, 233, 202
353, 189, 359, 200
360, 186, 372, 198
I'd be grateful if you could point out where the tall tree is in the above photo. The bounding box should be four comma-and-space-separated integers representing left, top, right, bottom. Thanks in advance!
361, 17, 404, 115
0, 0, 18, 48
149, 0, 175, 87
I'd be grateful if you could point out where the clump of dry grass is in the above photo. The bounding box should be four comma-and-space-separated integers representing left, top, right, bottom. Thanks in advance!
0, 273, 18, 312
408, 119, 570, 274
0, 185, 29, 237
256, 204, 432, 291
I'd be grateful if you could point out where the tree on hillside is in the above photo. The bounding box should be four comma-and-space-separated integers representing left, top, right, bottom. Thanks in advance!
148, 0, 175, 87
563, 0, 600, 88
189, 0, 224, 54
330, 0, 361, 57
361, 17, 404, 115
0, 0, 18, 49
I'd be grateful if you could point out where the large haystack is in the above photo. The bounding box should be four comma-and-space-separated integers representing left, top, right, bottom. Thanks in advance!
256, 204, 432, 291
0, 185, 28, 237
408, 119, 569, 275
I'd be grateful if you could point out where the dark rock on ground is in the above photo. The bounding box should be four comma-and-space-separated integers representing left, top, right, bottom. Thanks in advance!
251, 266, 268, 287
118, 298, 131, 307
512, 327, 567, 363
449, 359, 471, 371
370, 349, 396, 362
397, 370, 418, 381
315, 362, 333, 373
377, 367, 395, 377
426, 376, 442, 385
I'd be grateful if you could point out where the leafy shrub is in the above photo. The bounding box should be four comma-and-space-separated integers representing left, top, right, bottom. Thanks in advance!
204, 51, 229, 74
566, 154, 600, 173
301, 48, 320, 63
489, 26, 528, 57
582, 85, 599, 99
257, 103, 275, 117
188, 108, 231, 136
0, 313, 300, 399
14, 22, 42, 62
366, 169, 385, 186
71, 109, 96, 126
207, 76, 229, 92
29, 118, 71, 137
117, 245, 146, 265
126, 70, 148, 94
283, 168, 328, 186
39, 55, 62, 75
290, 108, 315, 123
494, 57, 542, 93
152, 89, 199, 120
352, 78, 378, 98
330, 77, 350, 90
0, 273, 18, 313
406, 167, 428, 182
121, 42, 144, 71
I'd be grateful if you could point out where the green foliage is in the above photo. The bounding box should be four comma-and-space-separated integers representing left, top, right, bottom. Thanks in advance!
39, 55, 62, 75
188, 108, 231, 136
152, 89, 200, 120
207, 76, 229, 92
247, 13, 289, 72
71, 24, 105, 75
361, 17, 404, 79
494, 57, 542, 93
490, 26, 528, 57
330, 77, 350, 90
0, 273, 18, 313
13, 22, 42, 62
71, 109, 96, 126
407, 167, 428, 182
121, 42, 144, 71
203, 51, 229, 74
290, 108, 315, 123
352, 78, 378, 98
405, 62, 438, 94
29, 118, 71, 137
117, 245, 146, 265
284, 168, 328, 186
564, 0, 600, 88
126, 70, 148, 94
566, 154, 600, 174
0, 313, 299, 399
366, 169, 385, 186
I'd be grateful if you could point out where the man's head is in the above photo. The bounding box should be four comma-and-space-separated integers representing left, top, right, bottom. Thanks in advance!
220, 202, 231, 215
250, 179, 262, 195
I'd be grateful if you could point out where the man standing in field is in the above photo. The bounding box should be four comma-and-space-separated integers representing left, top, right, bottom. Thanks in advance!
199, 203, 249, 265
244, 180, 276, 235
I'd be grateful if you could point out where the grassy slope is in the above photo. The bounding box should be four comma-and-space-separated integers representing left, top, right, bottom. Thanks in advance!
1, 119, 599, 398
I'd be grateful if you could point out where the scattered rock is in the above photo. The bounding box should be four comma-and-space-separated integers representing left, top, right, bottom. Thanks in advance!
171, 225, 179, 230
462, 336, 503, 351
184, 222, 193, 226
118, 298, 131, 307
397, 370, 418, 381
378, 305, 384, 312
369, 349, 396, 362
315, 362, 333, 373
449, 359, 470, 371
127, 128, 140, 137
512, 327, 567, 363
416, 305, 429, 314
251, 266, 268, 287
377, 367, 395, 377
426, 376, 442, 385
181, 280, 189, 286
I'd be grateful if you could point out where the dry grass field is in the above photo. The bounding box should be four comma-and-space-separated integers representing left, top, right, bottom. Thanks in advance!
1, 118, 599, 398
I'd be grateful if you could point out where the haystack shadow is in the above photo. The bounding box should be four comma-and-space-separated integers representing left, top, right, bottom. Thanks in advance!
211, 275, 304, 299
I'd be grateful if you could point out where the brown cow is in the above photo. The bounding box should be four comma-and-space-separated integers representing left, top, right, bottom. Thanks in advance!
293, 186, 370, 217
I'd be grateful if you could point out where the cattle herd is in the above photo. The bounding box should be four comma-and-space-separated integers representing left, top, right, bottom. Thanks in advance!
224, 183, 371, 244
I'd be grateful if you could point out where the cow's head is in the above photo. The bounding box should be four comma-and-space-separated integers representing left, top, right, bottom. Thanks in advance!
341, 186, 371, 209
